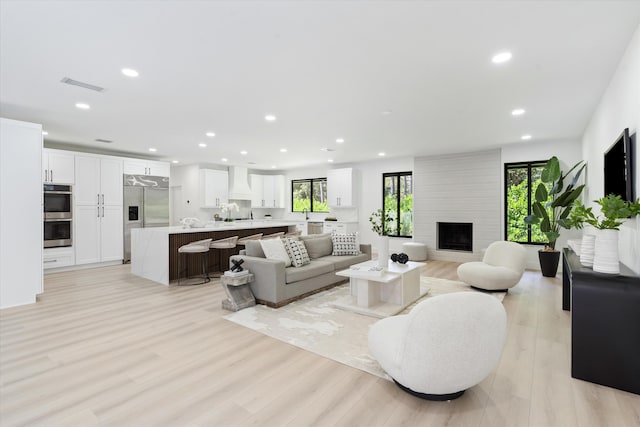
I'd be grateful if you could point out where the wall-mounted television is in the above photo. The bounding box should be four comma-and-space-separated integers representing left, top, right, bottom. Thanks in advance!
604, 128, 634, 201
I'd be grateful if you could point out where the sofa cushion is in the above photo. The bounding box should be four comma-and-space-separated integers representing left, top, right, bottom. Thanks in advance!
331, 232, 361, 256
260, 238, 292, 267
317, 252, 371, 270
285, 260, 334, 284
245, 240, 266, 258
283, 237, 311, 268
299, 233, 331, 241
303, 235, 333, 259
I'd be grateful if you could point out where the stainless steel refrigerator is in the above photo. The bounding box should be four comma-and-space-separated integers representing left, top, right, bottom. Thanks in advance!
123, 174, 170, 262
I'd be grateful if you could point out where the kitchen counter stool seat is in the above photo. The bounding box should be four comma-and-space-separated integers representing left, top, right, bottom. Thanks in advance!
210, 236, 239, 277
177, 238, 212, 285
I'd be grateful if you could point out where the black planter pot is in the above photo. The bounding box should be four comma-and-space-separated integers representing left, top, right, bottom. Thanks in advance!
538, 250, 561, 277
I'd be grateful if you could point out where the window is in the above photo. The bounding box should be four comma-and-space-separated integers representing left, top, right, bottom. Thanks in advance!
504, 161, 550, 244
383, 172, 412, 237
292, 178, 328, 212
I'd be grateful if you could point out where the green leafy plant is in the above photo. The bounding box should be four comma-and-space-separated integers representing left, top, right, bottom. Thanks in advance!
369, 209, 394, 236
524, 156, 586, 250
568, 194, 640, 230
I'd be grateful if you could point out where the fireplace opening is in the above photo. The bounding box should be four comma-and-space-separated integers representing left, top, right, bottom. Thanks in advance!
437, 222, 472, 252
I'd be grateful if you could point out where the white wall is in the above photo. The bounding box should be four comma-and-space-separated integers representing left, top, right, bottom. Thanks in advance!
502, 139, 584, 270
581, 24, 640, 274
413, 149, 502, 263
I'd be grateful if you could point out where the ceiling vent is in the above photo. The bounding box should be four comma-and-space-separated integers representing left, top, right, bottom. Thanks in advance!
60, 77, 105, 92
95, 138, 113, 143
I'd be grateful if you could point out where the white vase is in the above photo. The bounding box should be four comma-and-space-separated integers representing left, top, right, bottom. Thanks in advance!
593, 229, 620, 274
377, 235, 389, 268
579, 234, 596, 267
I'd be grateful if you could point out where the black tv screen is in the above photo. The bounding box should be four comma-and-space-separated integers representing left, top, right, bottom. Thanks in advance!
604, 128, 633, 201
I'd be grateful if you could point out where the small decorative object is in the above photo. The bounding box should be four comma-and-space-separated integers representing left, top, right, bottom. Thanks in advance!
220, 202, 239, 222
231, 258, 244, 272
568, 194, 640, 274
390, 253, 409, 264
579, 234, 595, 267
369, 208, 394, 268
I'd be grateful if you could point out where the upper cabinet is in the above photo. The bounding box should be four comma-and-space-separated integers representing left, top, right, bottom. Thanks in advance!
123, 158, 170, 177
327, 168, 356, 207
250, 174, 285, 208
43, 149, 74, 184
199, 169, 228, 208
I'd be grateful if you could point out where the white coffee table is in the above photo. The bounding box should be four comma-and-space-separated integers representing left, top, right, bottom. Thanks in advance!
334, 260, 426, 318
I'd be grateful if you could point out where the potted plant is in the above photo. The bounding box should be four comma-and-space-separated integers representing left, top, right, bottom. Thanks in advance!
568, 194, 640, 274
524, 156, 585, 277
369, 208, 394, 267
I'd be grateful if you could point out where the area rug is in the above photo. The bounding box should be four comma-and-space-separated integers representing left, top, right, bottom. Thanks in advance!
223, 276, 505, 380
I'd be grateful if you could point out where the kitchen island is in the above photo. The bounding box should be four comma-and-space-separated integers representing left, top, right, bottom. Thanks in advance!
131, 221, 293, 285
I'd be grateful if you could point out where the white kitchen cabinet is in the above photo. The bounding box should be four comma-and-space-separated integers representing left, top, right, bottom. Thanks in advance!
327, 168, 356, 207
1, 118, 43, 308
43, 247, 75, 269
74, 154, 123, 265
199, 169, 228, 208
323, 221, 358, 234
43, 148, 74, 183
124, 158, 170, 177
250, 174, 285, 208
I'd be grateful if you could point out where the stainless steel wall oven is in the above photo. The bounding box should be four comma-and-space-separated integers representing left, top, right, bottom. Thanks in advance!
43, 184, 72, 247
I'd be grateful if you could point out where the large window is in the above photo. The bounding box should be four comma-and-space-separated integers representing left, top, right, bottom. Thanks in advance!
505, 161, 550, 244
383, 172, 413, 237
292, 178, 328, 212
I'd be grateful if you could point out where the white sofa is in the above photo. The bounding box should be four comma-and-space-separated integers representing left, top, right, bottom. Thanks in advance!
456, 241, 526, 291
368, 292, 507, 400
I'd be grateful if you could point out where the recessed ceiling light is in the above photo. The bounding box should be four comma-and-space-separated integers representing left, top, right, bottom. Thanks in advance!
511, 109, 526, 116
75, 103, 90, 110
328, 159, 334, 163
198, 143, 207, 148
42, 131, 48, 136
271, 165, 277, 169
148, 148, 157, 152
205, 132, 215, 137
240, 150, 248, 155
336, 138, 344, 143
492, 51, 512, 64
381, 110, 392, 116
378, 152, 386, 157
521, 134, 532, 140
221, 158, 228, 162
265, 114, 277, 122
172, 160, 179, 164
121, 68, 139, 77
280, 148, 287, 153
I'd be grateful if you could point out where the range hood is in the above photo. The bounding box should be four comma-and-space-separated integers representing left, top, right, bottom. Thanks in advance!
228, 166, 253, 200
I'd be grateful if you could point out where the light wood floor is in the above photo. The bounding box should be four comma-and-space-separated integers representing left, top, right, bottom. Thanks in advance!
1, 262, 638, 427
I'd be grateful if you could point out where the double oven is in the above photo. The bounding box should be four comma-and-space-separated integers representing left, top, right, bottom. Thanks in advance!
43, 184, 72, 248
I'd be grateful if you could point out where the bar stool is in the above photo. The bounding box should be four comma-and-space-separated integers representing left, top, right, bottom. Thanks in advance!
210, 236, 239, 277
237, 233, 263, 246
262, 231, 285, 240
177, 238, 213, 285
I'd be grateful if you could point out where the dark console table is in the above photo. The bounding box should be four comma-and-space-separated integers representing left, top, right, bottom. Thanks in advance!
562, 248, 640, 395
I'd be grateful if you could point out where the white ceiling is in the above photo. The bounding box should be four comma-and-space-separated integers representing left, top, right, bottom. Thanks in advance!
1, 1, 639, 170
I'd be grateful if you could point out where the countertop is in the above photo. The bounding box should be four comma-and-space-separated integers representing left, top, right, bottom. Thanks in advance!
141, 221, 296, 235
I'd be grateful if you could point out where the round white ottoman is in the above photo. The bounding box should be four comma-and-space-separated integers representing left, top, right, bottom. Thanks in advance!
402, 242, 428, 261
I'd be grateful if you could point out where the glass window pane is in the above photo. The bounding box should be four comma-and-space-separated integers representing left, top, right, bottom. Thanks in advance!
530, 165, 549, 244
383, 176, 398, 235
292, 180, 310, 212
312, 179, 328, 212
506, 167, 529, 242
399, 174, 413, 237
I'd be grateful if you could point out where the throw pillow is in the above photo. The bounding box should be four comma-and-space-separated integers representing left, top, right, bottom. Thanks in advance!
259, 238, 292, 267
302, 235, 333, 259
245, 240, 266, 258
331, 232, 361, 256
283, 237, 311, 268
